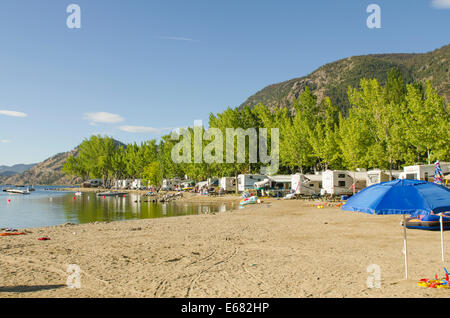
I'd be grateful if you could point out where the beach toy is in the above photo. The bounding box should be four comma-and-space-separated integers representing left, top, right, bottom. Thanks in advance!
417, 269, 450, 289
0, 232, 27, 236
417, 281, 429, 287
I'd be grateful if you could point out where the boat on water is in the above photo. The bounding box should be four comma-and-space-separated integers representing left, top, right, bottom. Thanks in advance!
96, 191, 127, 197
6, 189, 31, 195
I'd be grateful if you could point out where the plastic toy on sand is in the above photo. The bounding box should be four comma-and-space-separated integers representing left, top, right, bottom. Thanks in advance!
417, 268, 450, 289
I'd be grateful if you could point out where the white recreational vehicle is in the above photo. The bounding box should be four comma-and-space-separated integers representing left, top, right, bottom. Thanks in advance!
322, 170, 366, 196
366, 170, 401, 187
291, 173, 322, 195
219, 177, 236, 193
399, 163, 450, 181
207, 178, 219, 187
237, 174, 267, 192
131, 179, 142, 190
255, 175, 292, 195
162, 178, 183, 191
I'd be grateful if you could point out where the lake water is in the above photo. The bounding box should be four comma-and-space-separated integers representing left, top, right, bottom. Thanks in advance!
0, 186, 235, 229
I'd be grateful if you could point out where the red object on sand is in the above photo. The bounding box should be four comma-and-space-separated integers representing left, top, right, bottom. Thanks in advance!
38, 237, 50, 241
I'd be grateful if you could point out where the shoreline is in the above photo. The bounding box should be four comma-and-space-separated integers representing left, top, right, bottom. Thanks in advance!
0, 199, 448, 298
59, 187, 244, 204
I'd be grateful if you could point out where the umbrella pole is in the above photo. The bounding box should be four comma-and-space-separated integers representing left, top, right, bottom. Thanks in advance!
403, 214, 408, 280
440, 214, 445, 266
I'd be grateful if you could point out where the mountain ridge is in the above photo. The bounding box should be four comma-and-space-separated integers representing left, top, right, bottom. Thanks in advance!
240, 44, 450, 112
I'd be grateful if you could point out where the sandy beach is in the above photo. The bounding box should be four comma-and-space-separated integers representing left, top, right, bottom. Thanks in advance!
0, 198, 449, 298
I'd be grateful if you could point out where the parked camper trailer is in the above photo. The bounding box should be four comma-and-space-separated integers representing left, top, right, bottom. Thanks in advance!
322, 170, 366, 196
291, 174, 322, 195
207, 178, 219, 187
196, 181, 208, 189
366, 170, 401, 187
162, 178, 183, 191
399, 163, 450, 181
130, 179, 142, 190
254, 175, 292, 197
219, 177, 236, 193
237, 174, 267, 192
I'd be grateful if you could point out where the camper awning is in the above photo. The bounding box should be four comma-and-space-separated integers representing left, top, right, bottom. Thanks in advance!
254, 179, 270, 188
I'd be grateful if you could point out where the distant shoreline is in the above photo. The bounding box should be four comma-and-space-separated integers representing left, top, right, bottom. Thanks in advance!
59, 187, 243, 204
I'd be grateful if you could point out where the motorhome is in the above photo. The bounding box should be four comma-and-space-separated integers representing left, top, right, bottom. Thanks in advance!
207, 178, 219, 187
237, 174, 267, 192
162, 178, 183, 191
322, 170, 366, 195
399, 163, 450, 181
255, 175, 292, 196
291, 173, 322, 195
114, 179, 131, 189
219, 177, 236, 193
130, 179, 142, 190
366, 170, 401, 187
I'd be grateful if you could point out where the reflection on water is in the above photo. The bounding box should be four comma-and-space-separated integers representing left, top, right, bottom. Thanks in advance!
0, 186, 234, 229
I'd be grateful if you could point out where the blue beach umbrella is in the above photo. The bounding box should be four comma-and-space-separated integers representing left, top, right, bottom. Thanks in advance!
342, 179, 450, 279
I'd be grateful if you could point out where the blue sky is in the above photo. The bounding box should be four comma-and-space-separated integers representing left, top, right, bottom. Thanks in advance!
0, 0, 449, 166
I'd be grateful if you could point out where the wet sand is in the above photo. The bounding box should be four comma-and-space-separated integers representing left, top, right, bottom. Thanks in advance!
0, 199, 449, 298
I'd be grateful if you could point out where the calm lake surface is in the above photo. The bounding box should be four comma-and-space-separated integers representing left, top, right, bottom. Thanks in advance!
0, 186, 235, 229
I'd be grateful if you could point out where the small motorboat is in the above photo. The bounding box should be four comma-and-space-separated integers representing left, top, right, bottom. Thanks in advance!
6, 189, 30, 195
96, 191, 127, 197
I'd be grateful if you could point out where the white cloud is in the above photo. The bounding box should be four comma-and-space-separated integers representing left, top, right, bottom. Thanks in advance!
155, 36, 199, 42
432, 0, 450, 9
0, 110, 27, 117
84, 112, 124, 125
118, 125, 172, 134
0, 139, 11, 143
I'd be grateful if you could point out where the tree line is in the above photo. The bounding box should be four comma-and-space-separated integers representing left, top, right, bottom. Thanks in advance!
63, 69, 449, 187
